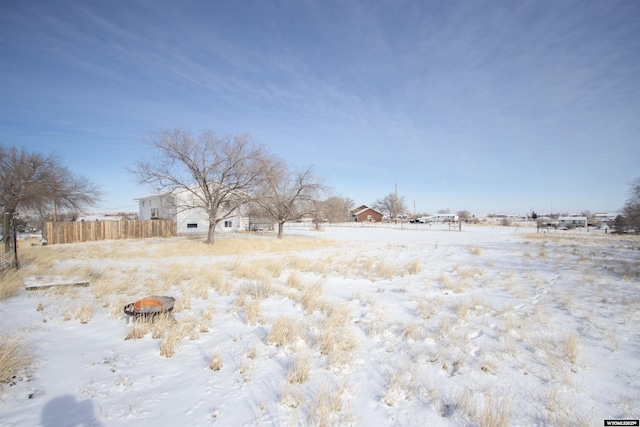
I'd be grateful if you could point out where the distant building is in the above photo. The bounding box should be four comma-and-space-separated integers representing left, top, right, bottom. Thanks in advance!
558, 216, 587, 228
352, 205, 383, 222
593, 212, 617, 222
418, 214, 460, 223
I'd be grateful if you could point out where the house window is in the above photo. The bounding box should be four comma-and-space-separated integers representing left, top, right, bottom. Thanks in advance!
187, 223, 198, 229
151, 208, 159, 218
224, 220, 233, 228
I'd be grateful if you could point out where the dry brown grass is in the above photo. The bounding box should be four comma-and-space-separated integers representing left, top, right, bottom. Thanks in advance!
478, 389, 513, 427
416, 297, 438, 320
75, 304, 94, 324
109, 296, 129, 317
408, 259, 421, 275
316, 306, 358, 366
544, 387, 591, 427
0, 269, 23, 301
375, 260, 396, 280
403, 320, 425, 341
469, 246, 484, 256
0, 335, 33, 395
239, 280, 272, 300
297, 280, 325, 314
281, 381, 304, 409
159, 326, 180, 357
287, 348, 312, 384
151, 313, 177, 339
266, 316, 304, 350
198, 305, 216, 332
243, 298, 262, 326
17, 234, 333, 294
125, 322, 150, 340
310, 381, 346, 426
209, 350, 223, 371
563, 332, 579, 364
174, 292, 192, 312
286, 271, 303, 290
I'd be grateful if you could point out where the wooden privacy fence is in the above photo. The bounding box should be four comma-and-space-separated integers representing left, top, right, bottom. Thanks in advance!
44, 219, 176, 245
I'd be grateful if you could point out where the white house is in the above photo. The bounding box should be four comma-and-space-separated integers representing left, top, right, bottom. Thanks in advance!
557, 216, 588, 228
135, 188, 248, 235
418, 214, 459, 223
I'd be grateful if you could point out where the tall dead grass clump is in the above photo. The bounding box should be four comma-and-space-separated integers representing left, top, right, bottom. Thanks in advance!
75, 304, 94, 324
151, 313, 177, 339
0, 335, 33, 394
545, 387, 589, 427
417, 297, 437, 319
286, 271, 303, 290
440, 273, 455, 292
191, 276, 210, 300
287, 256, 312, 273
233, 258, 266, 281
382, 368, 411, 406
287, 348, 312, 384
125, 322, 151, 340
0, 269, 22, 301
469, 247, 483, 256
240, 280, 272, 299
174, 291, 192, 312
209, 350, 223, 371
266, 317, 304, 350
409, 260, 421, 275
109, 296, 130, 317
478, 389, 513, 427
403, 321, 425, 341
375, 260, 396, 280
310, 381, 345, 426
563, 332, 579, 364
244, 298, 262, 326
159, 325, 180, 357
158, 264, 189, 290
317, 307, 358, 366
199, 305, 216, 332
298, 281, 325, 314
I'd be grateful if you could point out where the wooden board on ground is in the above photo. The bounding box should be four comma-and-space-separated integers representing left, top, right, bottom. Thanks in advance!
24, 275, 90, 291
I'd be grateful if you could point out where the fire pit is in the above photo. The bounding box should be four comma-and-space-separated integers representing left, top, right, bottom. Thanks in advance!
124, 296, 175, 317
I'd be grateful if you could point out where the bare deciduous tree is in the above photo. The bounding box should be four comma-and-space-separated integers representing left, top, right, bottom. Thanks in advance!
457, 210, 472, 223
47, 165, 102, 223
1, 145, 101, 268
622, 177, 640, 232
131, 129, 266, 244
318, 195, 355, 223
373, 192, 407, 223
253, 156, 326, 238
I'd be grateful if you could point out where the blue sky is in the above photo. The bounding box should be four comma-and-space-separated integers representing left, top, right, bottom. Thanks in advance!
1, 0, 638, 216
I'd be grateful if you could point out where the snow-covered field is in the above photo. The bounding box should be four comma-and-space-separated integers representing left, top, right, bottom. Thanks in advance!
1, 224, 638, 426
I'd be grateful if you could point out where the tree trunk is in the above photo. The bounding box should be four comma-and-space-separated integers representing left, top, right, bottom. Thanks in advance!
3, 212, 10, 254
206, 222, 216, 244
277, 221, 284, 239
12, 217, 19, 269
